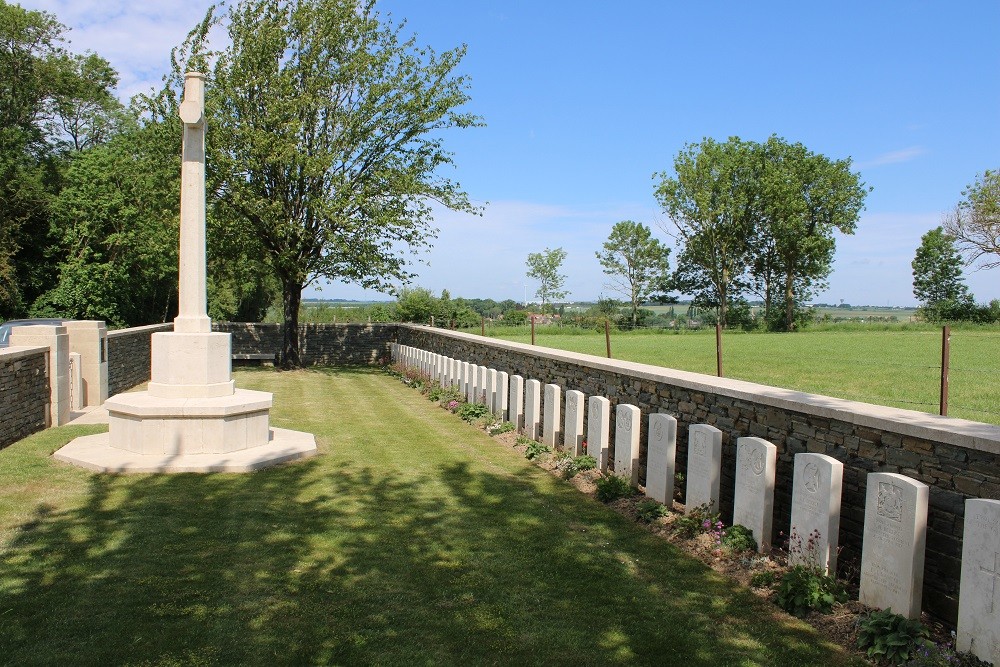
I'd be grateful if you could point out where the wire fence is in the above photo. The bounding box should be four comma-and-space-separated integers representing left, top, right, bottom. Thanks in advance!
439, 318, 1000, 425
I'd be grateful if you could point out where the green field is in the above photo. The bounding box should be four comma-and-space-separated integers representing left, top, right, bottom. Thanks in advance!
0, 369, 861, 665
481, 326, 1000, 425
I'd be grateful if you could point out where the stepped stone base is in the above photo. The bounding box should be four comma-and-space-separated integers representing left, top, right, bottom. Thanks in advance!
54, 427, 317, 473
105, 388, 273, 455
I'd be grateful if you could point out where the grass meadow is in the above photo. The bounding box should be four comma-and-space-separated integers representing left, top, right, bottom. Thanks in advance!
479, 325, 1000, 425
0, 368, 863, 666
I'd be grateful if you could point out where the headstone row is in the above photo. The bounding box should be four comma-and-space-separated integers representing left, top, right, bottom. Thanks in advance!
392, 344, 999, 658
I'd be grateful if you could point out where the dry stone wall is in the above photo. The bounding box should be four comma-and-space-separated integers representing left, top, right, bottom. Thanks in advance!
214, 322, 395, 366
0, 348, 49, 450
396, 324, 1000, 624
107, 323, 172, 396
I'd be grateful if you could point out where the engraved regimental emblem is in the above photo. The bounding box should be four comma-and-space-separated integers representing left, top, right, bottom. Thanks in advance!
876, 482, 904, 522
693, 431, 707, 457
803, 462, 820, 493
652, 420, 663, 443
748, 446, 766, 476
618, 410, 632, 431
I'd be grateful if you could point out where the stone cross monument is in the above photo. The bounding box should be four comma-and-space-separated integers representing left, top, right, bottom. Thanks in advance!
54, 73, 316, 473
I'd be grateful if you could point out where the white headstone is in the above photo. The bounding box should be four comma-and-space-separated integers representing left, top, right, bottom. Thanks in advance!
733, 436, 777, 553
564, 390, 585, 456
461, 361, 470, 395
614, 404, 641, 485
494, 371, 509, 416
542, 383, 561, 447
524, 379, 541, 440
789, 452, 843, 574
486, 369, 498, 413
477, 365, 488, 404
957, 498, 1000, 664
587, 396, 611, 472
685, 424, 722, 514
509, 375, 524, 430
466, 363, 477, 403
645, 413, 677, 505
859, 472, 929, 619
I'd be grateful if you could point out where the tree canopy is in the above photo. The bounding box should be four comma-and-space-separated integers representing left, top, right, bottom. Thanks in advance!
525, 247, 569, 313
177, 0, 480, 366
655, 136, 867, 330
0, 1, 122, 318
944, 169, 1000, 271
595, 220, 671, 327
912, 227, 970, 307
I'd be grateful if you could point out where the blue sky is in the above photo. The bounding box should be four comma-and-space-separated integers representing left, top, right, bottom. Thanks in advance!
22, 0, 1000, 306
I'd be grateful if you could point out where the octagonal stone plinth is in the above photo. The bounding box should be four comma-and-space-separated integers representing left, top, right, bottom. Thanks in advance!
105, 388, 272, 455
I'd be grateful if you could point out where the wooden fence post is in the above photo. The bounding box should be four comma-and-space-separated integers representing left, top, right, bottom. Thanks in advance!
716, 322, 723, 378
940, 325, 950, 416
605, 319, 612, 358
530, 316, 536, 345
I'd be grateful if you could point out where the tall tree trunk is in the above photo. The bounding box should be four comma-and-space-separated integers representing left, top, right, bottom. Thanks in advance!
281, 278, 303, 368
784, 268, 795, 331
718, 267, 729, 327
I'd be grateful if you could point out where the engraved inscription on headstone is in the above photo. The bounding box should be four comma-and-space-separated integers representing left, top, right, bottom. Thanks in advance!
614, 404, 641, 485
685, 424, 722, 514
587, 395, 611, 472
733, 437, 776, 553
859, 473, 928, 619
645, 413, 677, 505
789, 453, 843, 574
958, 499, 1000, 664
564, 390, 585, 456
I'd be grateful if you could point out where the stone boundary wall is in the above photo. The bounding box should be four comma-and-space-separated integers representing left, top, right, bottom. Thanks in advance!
0, 347, 50, 450
214, 322, 395, 366
107, 323, 172, 396
396, 324, 1000, 624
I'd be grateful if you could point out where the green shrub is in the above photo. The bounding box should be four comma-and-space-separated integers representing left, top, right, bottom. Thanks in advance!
673, 503, 720, 539
636, 499, 669, 523
553, 453, 598, 479
457, 402, 490, 423
855, 608, 929, 665
570, 454, 596, 474
721, 524, 757, 553
524, 441, 552, 460
515, 435, 534, 447
775, 565, 848, 617
595, 473, 635, 503
487, 421, 515, 436
749, 571, 776, 588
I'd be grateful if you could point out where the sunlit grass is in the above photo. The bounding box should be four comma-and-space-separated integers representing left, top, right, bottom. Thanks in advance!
481, 326, 1000, 424
0, 368, 863, 666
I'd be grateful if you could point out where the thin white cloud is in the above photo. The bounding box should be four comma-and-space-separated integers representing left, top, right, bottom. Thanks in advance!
856, 146, 927, 169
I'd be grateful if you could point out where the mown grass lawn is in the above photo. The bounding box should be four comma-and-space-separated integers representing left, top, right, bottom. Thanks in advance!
482, 327, 1000, 425
0, 368, 863, 666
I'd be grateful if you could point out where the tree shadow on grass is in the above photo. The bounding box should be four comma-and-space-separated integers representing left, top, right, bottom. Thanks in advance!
0, 438, 855, 666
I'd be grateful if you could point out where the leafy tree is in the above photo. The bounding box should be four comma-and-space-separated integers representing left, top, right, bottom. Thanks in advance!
178, 0, 479, 366
525, 247, 569, 313
656, 136, 867, 331
654, 137, 757, 326
754, 136, 868, 330
31, 120, 181, 327
912, 226, 971, 309
944, 169, 1000, 270
595, 220, 671, 327
0, 1, 122, 318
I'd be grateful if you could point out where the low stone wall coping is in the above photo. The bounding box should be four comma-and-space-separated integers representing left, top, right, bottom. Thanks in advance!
107, 323, 172, 338
399, 324, 1000, 454
0, 346, 49, 362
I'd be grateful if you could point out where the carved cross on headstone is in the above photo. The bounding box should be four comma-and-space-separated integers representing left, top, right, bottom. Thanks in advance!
981, 552, 1000, 614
